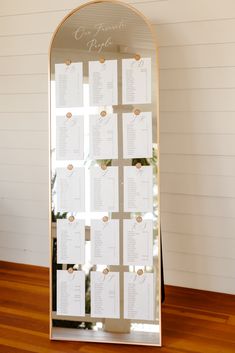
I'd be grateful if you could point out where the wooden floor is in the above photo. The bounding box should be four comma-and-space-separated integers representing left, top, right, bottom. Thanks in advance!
0, 261, 235, 353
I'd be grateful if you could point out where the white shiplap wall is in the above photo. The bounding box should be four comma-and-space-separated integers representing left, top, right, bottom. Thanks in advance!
0, 0, 235, 294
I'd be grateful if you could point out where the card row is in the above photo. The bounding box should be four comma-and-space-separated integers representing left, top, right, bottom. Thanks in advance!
57, 270, 155, 321
56, 165, 153, 213
55, 58, 151, 108
56, 112, 153, 160
57, 218, 153, 266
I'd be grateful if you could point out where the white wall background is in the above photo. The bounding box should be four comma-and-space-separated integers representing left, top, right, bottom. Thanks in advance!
0, 0, 235, 294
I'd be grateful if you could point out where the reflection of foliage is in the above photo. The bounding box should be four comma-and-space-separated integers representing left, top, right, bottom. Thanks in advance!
132, 145, 158, 174
51, 211, 67, 223
99, 159, 112, 167
132, 145, 159, 226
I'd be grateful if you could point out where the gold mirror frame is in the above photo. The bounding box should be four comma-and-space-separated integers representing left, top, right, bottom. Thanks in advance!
49, 0, 161, 346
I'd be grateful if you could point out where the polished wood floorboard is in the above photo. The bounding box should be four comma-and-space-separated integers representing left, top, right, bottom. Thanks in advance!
0, 261, 235, 352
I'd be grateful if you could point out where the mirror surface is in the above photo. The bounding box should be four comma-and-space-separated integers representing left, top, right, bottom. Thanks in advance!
50, 0, 160, 346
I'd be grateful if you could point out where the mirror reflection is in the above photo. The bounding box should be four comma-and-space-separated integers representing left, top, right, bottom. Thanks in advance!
50, 0, 160, 346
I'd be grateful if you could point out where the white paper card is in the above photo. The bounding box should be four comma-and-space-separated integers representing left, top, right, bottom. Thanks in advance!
123, 219, 153, 266
56, 115, 84, 160
56, 167, 85, 212
91, 219, 119, 265
124, 272, 154, 320
55, 62, 83, 108
124, 166, 153, 212
91, 271, 120, 318
90, 166, 119, 212
89, 114, 118, 159
57, 270, 85, 316
89, 60, 118, 106
123, 112, 152, 159
57, 219, 85, 264
122, 57, 151, 104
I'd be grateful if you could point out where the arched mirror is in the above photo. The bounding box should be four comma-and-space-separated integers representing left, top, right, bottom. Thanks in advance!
49, 0, 161, 346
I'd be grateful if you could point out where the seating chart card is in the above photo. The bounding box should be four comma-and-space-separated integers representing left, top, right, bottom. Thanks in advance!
56, 114, 84, 160
90, 166, 119, 212
122, 58, 151, 104
57, 218, 85, 264
91, 219, 119, 265
124, 166, 153, 212
123, 218, 153, 266
91, 271, 120, 318
56, 167, 85, 213
89, 60, 118, 106
122, 112, 152, 159
89, 113, 118, 160
57, 270, 85, 316
124, 272, 154, 320
55, 62, 83, 108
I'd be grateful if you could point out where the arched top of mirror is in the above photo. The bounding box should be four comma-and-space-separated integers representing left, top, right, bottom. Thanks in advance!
50, 0, 158, 73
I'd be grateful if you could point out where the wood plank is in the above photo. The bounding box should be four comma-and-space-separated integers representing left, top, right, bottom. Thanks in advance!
1, 16, 235, 51
0, 0, 85, 16
0, 248, 49, 267
160, 111, 235, 134
0, 113, 47, 131
0, 215, 48, 237
0, 165, 48, 183
163, 232, 235, 259
160, 88, 235, 112
160, 67, 235, 90
161, 133, 235, 155
156, 18, 235, 46
0, 33, 51, 56
0, 180, 48, 202
0, 262, 235, 352
0, 75, 47, 94
159, 43, 235, 69
161, 173, 235, 198
0, 198, 48, 218
0, 148, 48, 166
0, 11, 68, 36
0, 93, 47, 113
0, 232, 48, 253
1, 0, 235, 24
161, 154, 235, 176
0, 260, 48, 271
164, 269, 235, 294
0, 55, 47, 75
161, 212, 235, 238
0, 130, 47, 149
163, 251, 235, 278
135, 0, 235, 24
161, 193, 235, 218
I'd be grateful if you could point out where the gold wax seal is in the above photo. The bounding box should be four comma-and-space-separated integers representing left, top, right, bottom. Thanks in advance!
68, 216, 75, 222
66, 112, 72, 119
133, 108, 141, 116
137, 269, 144, 276
102, 216, 109, 222
99, 57, 105, 64
136, 216, 142, 223
68, 267, 73, 273
103, 268, 109, 275
136, 162, 142, 169
65, 59, 72, 65
134, 54, 141, 61
100, 110, 107, 117
101, 163, 107, 170
67, 164, 74, 170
